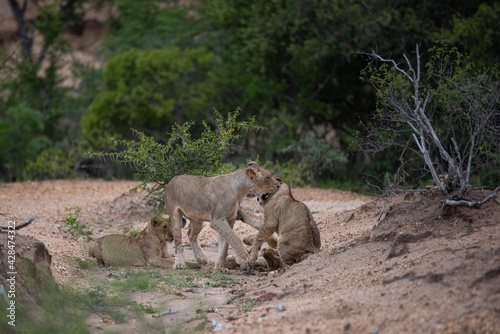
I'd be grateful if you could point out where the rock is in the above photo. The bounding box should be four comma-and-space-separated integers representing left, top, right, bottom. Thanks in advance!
0, 233, 53, 303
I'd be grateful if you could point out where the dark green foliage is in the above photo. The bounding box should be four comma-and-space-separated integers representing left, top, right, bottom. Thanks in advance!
448, 2, 500, 66
81, 46, 217, 148
289, 132, 348, 187
0, 0, 98, 181
2, 0, 499, 188
104, 0, 205, 53
0, 104, 51, 180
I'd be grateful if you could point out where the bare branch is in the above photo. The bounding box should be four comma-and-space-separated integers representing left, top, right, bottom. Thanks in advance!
415, 44, 420, 83
444, 187, 500, 207
0, 216, 36, 232
8, 0, 33, 61
374, 194, 391, 228
369, 49, 414, 82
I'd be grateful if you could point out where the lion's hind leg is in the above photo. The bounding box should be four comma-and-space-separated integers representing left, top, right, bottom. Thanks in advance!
188, 219, 209, 266
262, 247, 281, 270
171, 209, 187, 269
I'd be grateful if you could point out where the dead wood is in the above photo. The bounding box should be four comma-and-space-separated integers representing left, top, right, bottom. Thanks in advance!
0, 216, 36, 232
444, 187, 500, 208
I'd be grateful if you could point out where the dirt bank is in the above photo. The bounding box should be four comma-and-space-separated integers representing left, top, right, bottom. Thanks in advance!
1, 180, 499, 333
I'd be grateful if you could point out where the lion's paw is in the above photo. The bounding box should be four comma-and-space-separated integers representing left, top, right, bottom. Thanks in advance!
213, 262, 229, 272
173, 261, 187, 269
237, 257, 250, 269
195, 254, 209, 266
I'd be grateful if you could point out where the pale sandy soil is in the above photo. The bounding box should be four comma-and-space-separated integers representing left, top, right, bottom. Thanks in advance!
0, 180, 369, 284
1, 180, 499, 333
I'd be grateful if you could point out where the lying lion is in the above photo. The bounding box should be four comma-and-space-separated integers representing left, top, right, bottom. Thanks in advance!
238, 178, 321, 269
164, 162, 280, 271
89, 215, 180, 267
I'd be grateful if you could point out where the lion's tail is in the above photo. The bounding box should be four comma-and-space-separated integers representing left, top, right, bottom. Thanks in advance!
306, 206, 321, 251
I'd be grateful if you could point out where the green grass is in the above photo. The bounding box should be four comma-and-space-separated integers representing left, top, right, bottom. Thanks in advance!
240, 300, 261, 313
226, 292, 245, 304
7, 263, 245, 333
132, 302, 158, 314
206, 272, 242, 287
107, 269, 161, 292
102, 267, 243, 298
1, 255, 247, 333
128, 228, 141, 237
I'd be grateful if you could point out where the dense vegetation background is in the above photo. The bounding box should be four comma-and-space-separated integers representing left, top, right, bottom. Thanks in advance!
1, 0, 499, 191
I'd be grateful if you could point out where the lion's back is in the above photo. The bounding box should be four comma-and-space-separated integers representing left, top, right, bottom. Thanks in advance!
275, 199, 321, 263
92, 235, 146, 267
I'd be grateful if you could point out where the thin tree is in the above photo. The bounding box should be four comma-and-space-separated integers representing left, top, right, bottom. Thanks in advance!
361, 43, 500, 207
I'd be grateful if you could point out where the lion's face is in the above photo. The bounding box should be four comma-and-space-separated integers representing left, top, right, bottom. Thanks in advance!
151, 215, 174, 242
258, 177, 286, 207
245, 163, 281, 200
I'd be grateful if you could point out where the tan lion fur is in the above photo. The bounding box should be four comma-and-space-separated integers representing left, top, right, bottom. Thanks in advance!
88, 215, 180, 267
164, 162, 280, 270
241, 232, 281, 270
238, 178, 321, 269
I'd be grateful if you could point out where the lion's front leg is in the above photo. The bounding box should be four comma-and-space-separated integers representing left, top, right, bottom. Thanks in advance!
210, 218, 249, 269
172, 210, 187, 269
147, 248, 175, 268
237, 208, 264, 230
249, 221, 277, 266
161, 241, 169, 258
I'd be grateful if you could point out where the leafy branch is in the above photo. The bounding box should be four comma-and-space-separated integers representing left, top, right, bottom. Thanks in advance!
92, 108, 263, 200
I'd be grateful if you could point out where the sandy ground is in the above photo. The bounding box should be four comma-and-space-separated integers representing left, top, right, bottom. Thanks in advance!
1, 180, 499, 333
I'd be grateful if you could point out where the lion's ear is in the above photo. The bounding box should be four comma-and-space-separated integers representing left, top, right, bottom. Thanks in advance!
151, 215, 161, 226
275, 177, 284, 184
247, 161, 259, 167
246, 168, 260, 181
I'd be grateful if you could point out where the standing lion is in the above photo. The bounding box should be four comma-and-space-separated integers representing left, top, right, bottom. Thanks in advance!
163, 162, 280, 271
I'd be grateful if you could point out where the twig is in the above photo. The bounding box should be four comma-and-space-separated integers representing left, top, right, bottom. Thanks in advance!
0, 216, 36, 232
373, 319, 391, 334
374, 195, 391, 228
398, 137, 412, 189
444, 187, 500, 207
152, 309, 179, 318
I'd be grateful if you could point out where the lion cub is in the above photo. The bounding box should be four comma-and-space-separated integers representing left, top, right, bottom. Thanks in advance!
89, 215, 176, 267
239, 178, 321, 268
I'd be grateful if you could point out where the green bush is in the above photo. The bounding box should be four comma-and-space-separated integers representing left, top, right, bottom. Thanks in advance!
63, 206, 92, 237
93, 109, 262, 200
26, 147, 80, 179
263, 160, 310, 188
283, 131, 348, 187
